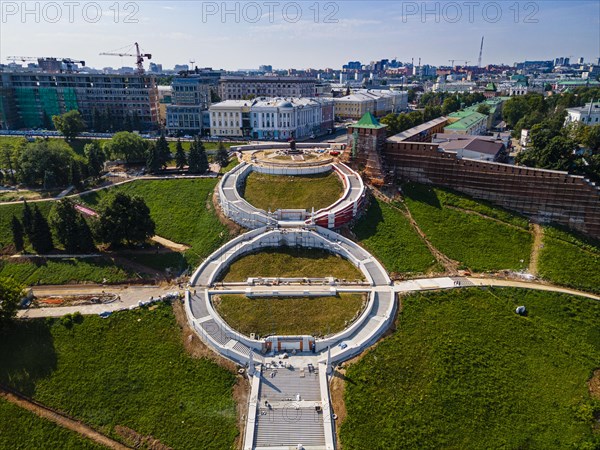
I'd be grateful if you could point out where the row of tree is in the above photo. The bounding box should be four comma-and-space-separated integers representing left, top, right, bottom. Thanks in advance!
46, 109, 144, 137
506, 90, 600, 182
417, 92, 487, 115
379, 92, 488, 136
0, 131, 230, 189
11, 194, 156, 254
0, 139, 105, 189
146, 135, 229, 175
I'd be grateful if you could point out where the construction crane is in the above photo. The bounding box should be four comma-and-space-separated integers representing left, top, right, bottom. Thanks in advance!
478, 36, 485, 67
448, 59, 469, 67
6, 56, 85, 73
99, 42, 151, 74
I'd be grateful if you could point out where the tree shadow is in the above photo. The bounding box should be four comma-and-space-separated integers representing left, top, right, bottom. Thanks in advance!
354, 201, 384, 240
0, 320, 58, 396
403, 183, 442, 209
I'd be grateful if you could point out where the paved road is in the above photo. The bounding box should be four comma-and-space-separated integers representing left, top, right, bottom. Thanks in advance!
19, 276, 598, 320
18, 285, 177, 318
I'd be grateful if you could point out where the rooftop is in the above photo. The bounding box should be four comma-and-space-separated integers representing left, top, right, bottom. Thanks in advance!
387, 116, 449, 142
445, 112, 487, 130
438, 137, 505, 156
350, 111, 387, 129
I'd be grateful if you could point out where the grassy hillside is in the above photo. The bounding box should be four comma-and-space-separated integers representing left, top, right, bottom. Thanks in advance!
80, 178, 230, 265
0, 303, 239, 449
538, 226, 600, 294
353, 199, 439, 276
340, 288, 600, 449
402, 183, 532, 272
0, 398, 104, 449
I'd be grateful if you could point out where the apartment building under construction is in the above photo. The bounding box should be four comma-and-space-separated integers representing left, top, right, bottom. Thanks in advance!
0, 69, 160, 130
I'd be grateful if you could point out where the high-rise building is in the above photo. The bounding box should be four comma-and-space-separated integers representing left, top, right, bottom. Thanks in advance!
166, 75, 212, 135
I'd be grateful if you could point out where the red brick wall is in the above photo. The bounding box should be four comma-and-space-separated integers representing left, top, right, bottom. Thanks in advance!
384, 141, 600, 240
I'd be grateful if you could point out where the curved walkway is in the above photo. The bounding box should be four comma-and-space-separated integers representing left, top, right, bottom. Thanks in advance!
218, 157, 365, 230
187, 156, 600, 449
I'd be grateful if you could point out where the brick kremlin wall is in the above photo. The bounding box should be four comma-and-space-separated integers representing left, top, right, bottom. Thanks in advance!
384, 141, 600, 240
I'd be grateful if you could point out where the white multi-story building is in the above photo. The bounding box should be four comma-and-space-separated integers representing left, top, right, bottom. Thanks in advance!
218, 76, 316, 100
334, 89, 407, 120
209, 97, 334, 140
565, 101, 600, 125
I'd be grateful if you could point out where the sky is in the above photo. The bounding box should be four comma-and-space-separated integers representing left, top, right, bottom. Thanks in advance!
1, 0, 599, 70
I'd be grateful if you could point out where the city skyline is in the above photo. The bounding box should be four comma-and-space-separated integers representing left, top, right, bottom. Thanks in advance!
1, 1, 599, 71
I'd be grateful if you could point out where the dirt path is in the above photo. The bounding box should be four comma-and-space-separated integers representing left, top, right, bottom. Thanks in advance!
401, 205, 459, 275
150, 236, 190, 252
529, 224, 544, 276
0, 387, 129, 449
111, 255, 165, 281
465, 276, 600, 301
443, 204, 528, 230
369, 190, 458, 275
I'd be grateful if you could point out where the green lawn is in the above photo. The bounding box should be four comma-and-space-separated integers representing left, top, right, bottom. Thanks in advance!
214, 293, 366, 337
0, 303, 239, 449
0, 257, 138, 285
429, 186, 530, 229
402, 183, 532, 272
538, 226, 600, 294
219, 248, 364, 282
340, 288, 600, 449
353, 199, 439, 276
80, 178, 230, 265
124, 251, 188, 274
0, 398, 103, 449
0, 179, 228, 282
220, 158, 241, 174
241, 171, 343, 211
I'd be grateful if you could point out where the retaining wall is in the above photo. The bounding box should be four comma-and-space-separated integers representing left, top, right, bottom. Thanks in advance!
385, 141, 600, 239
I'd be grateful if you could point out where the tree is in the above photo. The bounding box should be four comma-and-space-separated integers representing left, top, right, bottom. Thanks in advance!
423, 105, 442, 122
517, 136, 577, 171
18, 140, 80, 188
30, 205, 53, 254
11, 216, 24, 252
75, 215, 96, 253
52, 110, 86, 141
94, 192, 155, 246
22, 201, 33, 237
1, 145, 17, 185
48, 199, 95, 253
174, 139, 187, 170
215, 142, 229, 168
156, 134, 171, 169
583, 124, 600, 153
380, 113, 399, 135
210, 89, 221, 103
84, 141, 106, 178
476, 104, 491, 115
42, 111, 53, 130
0, 277, 25, 328
188, 137, 208, 174
502, 96, 530, 129
441, 97, 461, 115
103, 131, 148, 163
145, 143, 161, 174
